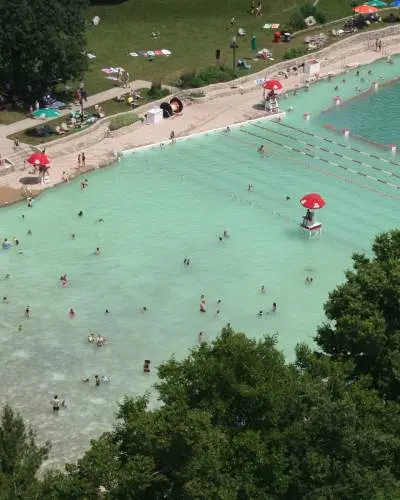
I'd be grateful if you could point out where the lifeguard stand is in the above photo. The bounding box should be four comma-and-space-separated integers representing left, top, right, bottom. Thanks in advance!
300, 219, 322, 238
264, 90, 280, 112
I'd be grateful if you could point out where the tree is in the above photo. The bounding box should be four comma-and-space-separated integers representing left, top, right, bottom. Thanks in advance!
0, 405, 50, 498
38, 327, 400, 499
315, 229, 400, 400
0, 0, 88, 97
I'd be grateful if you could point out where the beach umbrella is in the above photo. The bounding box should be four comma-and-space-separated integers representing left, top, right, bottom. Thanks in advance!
27, 152, 50, 166
365, 0, 387, 6
33, 108, 61, 119
263, 79, 283, 92
300, 193, 326, 210
353, 4, 378, 12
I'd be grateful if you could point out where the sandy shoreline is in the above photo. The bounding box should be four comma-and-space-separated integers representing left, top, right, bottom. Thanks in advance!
1, 31, 400, 206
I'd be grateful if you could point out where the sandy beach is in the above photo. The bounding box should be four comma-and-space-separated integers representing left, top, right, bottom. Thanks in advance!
1, 28, 400, 206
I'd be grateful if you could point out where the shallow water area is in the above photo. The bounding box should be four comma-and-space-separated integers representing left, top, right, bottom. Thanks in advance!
1, 56, 400, 468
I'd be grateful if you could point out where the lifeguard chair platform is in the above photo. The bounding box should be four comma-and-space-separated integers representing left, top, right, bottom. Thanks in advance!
300, 220, 322, 238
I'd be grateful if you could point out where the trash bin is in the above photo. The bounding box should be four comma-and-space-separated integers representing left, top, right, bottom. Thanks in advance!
282, 32, 291, 42
274, 31, 281, 43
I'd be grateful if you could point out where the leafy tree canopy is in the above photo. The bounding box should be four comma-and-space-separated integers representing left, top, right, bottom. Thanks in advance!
0, 0, 89, 97
315, 229, 400, 400
37, 327, 400, 499
0, 405, 50, 499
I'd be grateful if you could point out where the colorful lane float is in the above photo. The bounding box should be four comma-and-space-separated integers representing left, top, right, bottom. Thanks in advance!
300, 192, 326, 238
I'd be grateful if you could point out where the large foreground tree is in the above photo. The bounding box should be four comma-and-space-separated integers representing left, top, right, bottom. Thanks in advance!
0, 0, 88, 97
37, 327, 400, 499
0, 405, 50, 498
316, 230, 400, 400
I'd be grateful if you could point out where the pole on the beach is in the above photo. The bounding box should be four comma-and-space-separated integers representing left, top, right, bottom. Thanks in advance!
230, 36, 239, 72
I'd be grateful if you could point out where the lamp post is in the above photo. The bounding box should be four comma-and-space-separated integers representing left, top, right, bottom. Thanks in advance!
230, 36, 239, 72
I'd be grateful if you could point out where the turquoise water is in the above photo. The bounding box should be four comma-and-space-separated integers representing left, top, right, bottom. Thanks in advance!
1, 56, 400, 468
317, 75, 400, 146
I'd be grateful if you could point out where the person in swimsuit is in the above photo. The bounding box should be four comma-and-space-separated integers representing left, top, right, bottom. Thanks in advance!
95, 375, 100, 386
52, 395, 60, 413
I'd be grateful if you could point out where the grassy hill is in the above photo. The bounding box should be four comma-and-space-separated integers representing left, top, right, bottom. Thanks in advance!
85, 0, 353, 92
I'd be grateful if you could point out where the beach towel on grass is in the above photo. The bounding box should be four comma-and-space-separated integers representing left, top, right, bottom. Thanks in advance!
128, 49, 172, 57
101, 67, 125, 74
262, 23, 280, 29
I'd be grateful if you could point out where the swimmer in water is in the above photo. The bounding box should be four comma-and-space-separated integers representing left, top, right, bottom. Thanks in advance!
98, 218, 104, 223
286, 196, 291, 200
248, 184, 254, 192
105, 309, 110, 314
223, 230, 229, 238
82, 378, 90, 383
257, 310, 263, 317
95, 247, 100, 255
198, 331, 205, 344
78, 211, 83, 217
219, 236, 223, 242
257, 145, 265, 155
69, 308, 76, 318
4, 274, 10, 279
88, 334, 95, 343
25, 306, 31, 318
3, 296, 9, 303
27, 229, 32, 235
142, 306, 148, 312
71, 233, 76, 239
272, 302, 277, 312
260, 285, 266, 294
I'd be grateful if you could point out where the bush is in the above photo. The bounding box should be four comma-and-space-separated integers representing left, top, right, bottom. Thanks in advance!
188, 91, 206, 98
315, 11, 327, 24
299, 3, 326, 25
283, 47, 308, 59
109, 113, 139, 131
288, 11, 306, 30
289, 3, 326, 30
147, 81, 170, 100
300, 2, 316, 18
180, 66, 236, 88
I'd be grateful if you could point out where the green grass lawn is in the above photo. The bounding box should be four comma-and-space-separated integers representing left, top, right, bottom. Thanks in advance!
1, 0, 398, 126
0, 109, 27, 125
7, 88, 163, 145
84, 0, 354, 93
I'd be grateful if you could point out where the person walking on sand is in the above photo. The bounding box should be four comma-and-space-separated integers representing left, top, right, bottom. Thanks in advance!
77, 154, 81, 168
82, 152, 86, 168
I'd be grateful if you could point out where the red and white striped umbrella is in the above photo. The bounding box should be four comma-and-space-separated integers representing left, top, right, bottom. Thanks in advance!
263, 79, 283, 92
300, 193, 326, 210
